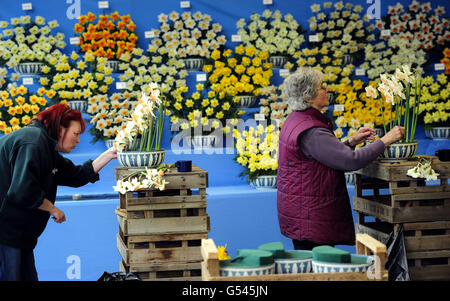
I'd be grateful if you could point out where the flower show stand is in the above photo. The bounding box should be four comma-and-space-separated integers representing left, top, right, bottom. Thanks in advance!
114, 164, 210, 280
354, 156, 450, 280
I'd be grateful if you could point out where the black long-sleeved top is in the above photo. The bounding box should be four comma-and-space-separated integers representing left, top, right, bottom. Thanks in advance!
0, 121, 99, 250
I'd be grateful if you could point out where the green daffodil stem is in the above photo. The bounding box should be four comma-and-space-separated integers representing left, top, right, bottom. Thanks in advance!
139, 128, 147, 152
158, 103, 166, 150
379, 97, 387, 134
147, 117, 155, 152
131, 134, 139, 151
404, 82, 410, 143
410, 79, 422, 143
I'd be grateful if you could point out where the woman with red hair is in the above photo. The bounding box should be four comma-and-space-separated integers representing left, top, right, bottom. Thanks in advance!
0, 103, 117, 281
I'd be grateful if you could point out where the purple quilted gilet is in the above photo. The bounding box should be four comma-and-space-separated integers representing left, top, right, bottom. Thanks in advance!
277, 108, 355, 245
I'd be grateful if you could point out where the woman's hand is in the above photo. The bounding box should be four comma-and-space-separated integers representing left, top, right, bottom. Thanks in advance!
380, 126, 405, 146
39, 198, 66, 223
348, 127, 376, 147
50, 206, 66, 223
104, 146, 118, 159
92, 146, 117, 174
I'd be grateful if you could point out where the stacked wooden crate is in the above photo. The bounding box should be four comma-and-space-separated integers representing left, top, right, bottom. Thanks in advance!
114, 164, 210, 280
353, 155, 450, 280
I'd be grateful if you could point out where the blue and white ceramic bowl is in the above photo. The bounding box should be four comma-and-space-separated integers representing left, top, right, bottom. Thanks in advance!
274, 250, 313, 274
220, 264, 275, 277
238, 95, 257, 108
345, 172, 355, 185
312, 254, 374, 273
105, 60, 120, 73
191, 135, 216, 149
117, 149, 165, 168
182, 57, 205, 71
379, 141, 418, 162
251, 175, 277, 189
425, 127, 450, 140
68, 100, 88, 113
268, 56, 288, 68
14, 62, 45, 75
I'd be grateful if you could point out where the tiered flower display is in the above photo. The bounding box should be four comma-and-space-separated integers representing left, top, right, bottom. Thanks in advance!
40, 51, 114, 104
118, 46, 188, 116
362, 0, 449, 80
0, 84, 50, 134
0, 15, 66, 69
167, 81, 241, 136
202, 45, 273, 100
418, 73, 450, 128
233, 124, 279, 183
74, 11, 138, 60
377, 1, 449, 52
88, 93, 134, 142
153, 10, 226, 59
236, 9, 306, 69
296, 1, 376, 89
308, 1, 376, 63
258, 84, 291, 127
333, 80, 390, 142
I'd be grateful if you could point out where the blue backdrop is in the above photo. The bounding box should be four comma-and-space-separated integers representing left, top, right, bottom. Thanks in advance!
0, 0, 449, 281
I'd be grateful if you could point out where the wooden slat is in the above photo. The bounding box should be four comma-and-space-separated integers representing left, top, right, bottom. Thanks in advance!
355, 156, 450, 181
407, 250, 450, 259
392, 191, 450, 201
353, 196, 450, 223
117, 234, 204, 264
409, 266, 450, 281
117, 214, 210, 236
390, 185, 450, 195
115, 165, 208, 189
353, 196, 394, 223
405, 235, 450, 252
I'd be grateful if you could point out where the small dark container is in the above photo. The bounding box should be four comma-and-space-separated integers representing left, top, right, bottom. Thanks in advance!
435, 149, 450, 162
175, 160, 192, 172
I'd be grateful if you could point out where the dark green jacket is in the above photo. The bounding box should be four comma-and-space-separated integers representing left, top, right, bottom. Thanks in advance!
0, 121, 99, 250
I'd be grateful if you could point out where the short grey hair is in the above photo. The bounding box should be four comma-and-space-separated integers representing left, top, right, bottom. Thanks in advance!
283, 67, 323, 111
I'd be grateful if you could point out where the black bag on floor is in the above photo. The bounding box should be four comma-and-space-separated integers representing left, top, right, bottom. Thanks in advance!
97, 271, 141, 281
385, 224, 410, 281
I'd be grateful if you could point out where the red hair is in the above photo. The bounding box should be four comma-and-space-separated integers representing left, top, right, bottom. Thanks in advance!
33, 104, 85, 141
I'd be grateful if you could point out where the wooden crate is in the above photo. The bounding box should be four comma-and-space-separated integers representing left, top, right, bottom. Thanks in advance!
356, 221, 392, 245
407, 250, 450, 280
120, 260, 202, 281
117, 232, 208, 265
357, 216, 450, 280
353, 156, 450, 223
116, 205, 210, 236
115, 165, 208, 199
357, 220, 450, 252
201, 234, 388, 281
354, 155, 450, 182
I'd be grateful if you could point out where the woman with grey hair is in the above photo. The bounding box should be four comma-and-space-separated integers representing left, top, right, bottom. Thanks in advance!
277, 67, 404, 250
